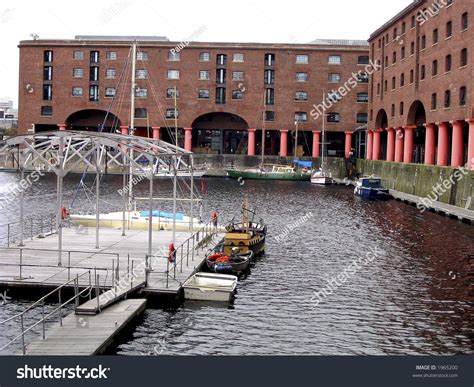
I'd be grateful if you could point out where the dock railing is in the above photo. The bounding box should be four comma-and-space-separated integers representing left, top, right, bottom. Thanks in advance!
0, 214, 56, 248
0, 269, 107, 355
145, 220, 220, 288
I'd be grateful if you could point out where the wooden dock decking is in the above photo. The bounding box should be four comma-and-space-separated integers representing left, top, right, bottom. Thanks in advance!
25, 299, 146, 355
389, 189, 474, 224
0, 226, 222, 295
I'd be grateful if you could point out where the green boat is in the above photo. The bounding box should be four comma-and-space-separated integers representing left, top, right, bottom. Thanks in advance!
226, 164, 311, 181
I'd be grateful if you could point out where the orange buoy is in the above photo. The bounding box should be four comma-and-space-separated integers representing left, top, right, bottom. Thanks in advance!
61, 207, 69, 220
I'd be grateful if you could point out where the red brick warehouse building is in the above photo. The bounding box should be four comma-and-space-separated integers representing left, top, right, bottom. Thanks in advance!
18, 36, 370, 158
368, 0, 474, 169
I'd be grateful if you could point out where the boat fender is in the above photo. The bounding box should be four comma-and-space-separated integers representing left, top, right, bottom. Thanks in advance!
61, 207, 69, 220
168, 243, 176, 263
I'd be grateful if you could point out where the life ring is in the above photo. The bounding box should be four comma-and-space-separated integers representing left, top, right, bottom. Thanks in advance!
168, 243, 176, 263
61, 207, 69, 220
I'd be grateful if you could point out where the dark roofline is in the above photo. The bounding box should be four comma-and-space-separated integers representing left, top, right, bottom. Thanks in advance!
18, 39, 369, 51
369, 0, 425, 41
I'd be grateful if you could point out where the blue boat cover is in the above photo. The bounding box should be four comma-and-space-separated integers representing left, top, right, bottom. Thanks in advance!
292, 160, 313, 168
139, 211, 184, 220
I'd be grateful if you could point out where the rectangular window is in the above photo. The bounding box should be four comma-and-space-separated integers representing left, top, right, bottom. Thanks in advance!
358, 55, 369, 65
233, 53, 244, 62
89, 85, 99, 102
295, 72, 308, 82
137, 51, 148, 61
294, 91, 308, 101
166, 88, 180, 99
431, 93, 437, 110
72, 87, 83, 97
357, 113, 368, 123
421, 35, 426, 49
459, 86, 466, 106
327, 112, 340, 123
357, 72, 369, 83
136, 69, 148, 79
43, 85, 52, 101
41, 106, 52, 116
328, 55, 341, 64
135, 108, 147, 118
90, 51, 99, 64
328, 73, 341, 83
73, 50, 84, 60
216, 87, 226, 104
90, 66, 99, 82
432, 60, 438, 76
199, 70, 210, 80
135, 88, 148, 98
198, 89, 210, 99
265, 88, 274, 105
264, 70, 275, 85
73, 68, 84, 78
295, 112, 307, 123
461, 48, 468, 67
167, 70, 180, 79
43, 66, 53, 81
265, 53, 275, 66
216, 69, 226, 84
106, 51, 117, 60
446, 21, 452, 37
444, 90, 451, 108
232, 71, 244, 81
165, 108, 177, 119
400, 101, 404, 115
105, 68, 116, 79
217, 54, 227, 66
264, 111, 275, 121
357, 92, 369, 103
328, 91, 342, 102
462, 12, 468, 30
105, 87, 116, 97
421, 65, 426, 80
433, 28, 439, 44
168, 50, 181, 61
296, 55, 309, 64
445, 55, 452, 72
232, 90, 243, 100
168, 51, 180, 61
44, 50, 53, 63
199, 52, 210, 61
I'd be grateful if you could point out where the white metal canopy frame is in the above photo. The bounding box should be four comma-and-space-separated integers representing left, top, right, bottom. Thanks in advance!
0, 130, 196, 265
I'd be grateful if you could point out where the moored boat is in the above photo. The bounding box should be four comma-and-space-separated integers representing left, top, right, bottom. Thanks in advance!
311, 170, 333, 185
354, 177, 391, 200
226, 163, 311, 181
206, 249, 253, 274
183, 273, 237, 302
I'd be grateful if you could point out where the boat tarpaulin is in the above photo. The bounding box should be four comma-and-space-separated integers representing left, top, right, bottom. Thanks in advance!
292, 160, 313, 168
139, 211, 184, 220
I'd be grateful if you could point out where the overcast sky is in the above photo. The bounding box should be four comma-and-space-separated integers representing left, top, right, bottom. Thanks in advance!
0, 0, 412, 108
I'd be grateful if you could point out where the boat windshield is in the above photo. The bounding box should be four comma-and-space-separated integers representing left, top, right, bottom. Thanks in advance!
361, 179, 384, 188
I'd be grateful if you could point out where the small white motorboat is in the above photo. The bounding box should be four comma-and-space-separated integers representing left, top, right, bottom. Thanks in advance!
183, 273, 237, 302
311, 170, 333, 185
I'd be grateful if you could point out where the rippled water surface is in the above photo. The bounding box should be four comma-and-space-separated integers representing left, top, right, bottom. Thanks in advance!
0, 173, 473, 355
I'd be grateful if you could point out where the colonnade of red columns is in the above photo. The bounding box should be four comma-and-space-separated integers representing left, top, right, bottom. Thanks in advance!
366, 119, 474, 169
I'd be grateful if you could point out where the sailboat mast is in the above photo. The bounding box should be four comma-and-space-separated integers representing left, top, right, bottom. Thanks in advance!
174, 86, 178, 147
294, 120, 298, 157
128, 42, 137, 210
261, 93, 266, 168
321, 90, 325, 166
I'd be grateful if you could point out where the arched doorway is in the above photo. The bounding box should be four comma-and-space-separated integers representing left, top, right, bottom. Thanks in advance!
66, 110, 121, 132
374, 109, 388, 160
407, 101, 427, 164
191, 112, 249, 155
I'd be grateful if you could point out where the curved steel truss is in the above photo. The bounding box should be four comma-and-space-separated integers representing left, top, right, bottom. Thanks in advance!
0, 130, 193, 177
